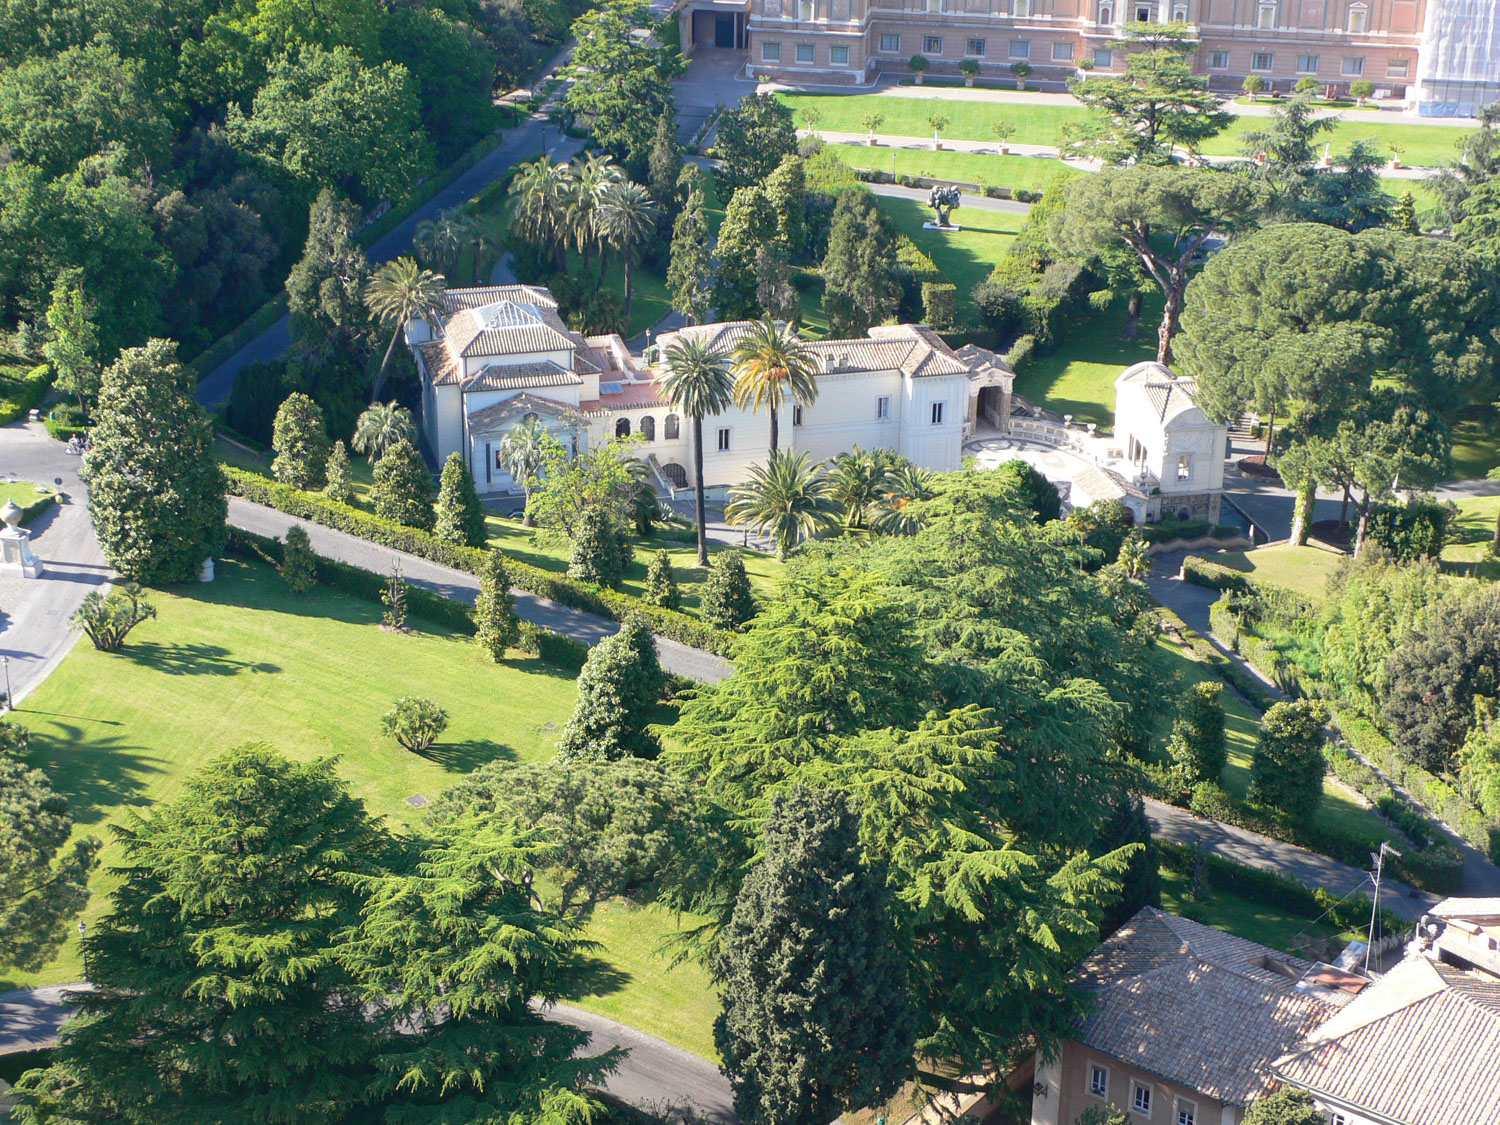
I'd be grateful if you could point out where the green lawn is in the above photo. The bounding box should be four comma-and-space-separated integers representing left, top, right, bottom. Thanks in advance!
2, 557, 721, 1058
1448, 402, 1500, 478
1158, 866, 1359, 956
1204, 544, 1348, 604
880, 193, 1025, 316
1, 480, 55, 508
1011, 292, 1161, 430
828, 144, 1078, 195
1202, 115, 1474, 167
1442, 494, 1500, 578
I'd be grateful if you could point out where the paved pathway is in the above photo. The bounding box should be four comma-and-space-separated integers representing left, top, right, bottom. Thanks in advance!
0, 423, 111, 706
227, 499, 732, 683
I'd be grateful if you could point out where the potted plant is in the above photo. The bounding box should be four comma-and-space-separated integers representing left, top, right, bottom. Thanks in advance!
909, 54, 929, 85
1010, 61, 1033, 91
1294, 75, 1318, 95
862, 111, 885, 145
1350, 77, 1375, 107
1075, 56, 1096, 76
928, 113, 949, 151
1389, 143, 1403, 169
1242, 73, 1266, 101
959, 58, 980, 87
992, 119, 1016, 155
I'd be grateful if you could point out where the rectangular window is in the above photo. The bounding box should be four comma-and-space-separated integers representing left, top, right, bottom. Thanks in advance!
1329, 1116, 1347, 1125
1095, 47, 1113, 66
1297, 52, 1319, 72
1132, 1083, 1153, 1115
1252, 51, 1273, 70
967, 37, 987, 55
930, 401, 945, 425
1053, 40, 1074, 60
876, 395, 891, 419
717, 427, 731, 452
796, 42, 815, 61
1014, 0, 1032, 13
831, 44, 849, 64
881, 32, 900, 51
793, 404, 804, 425
1388, 57, 1409, 76
924, 35, 943, 53
1009, 39, 1030, 58
762, 41, 782, 60
1177, 453, 1192, 480
1348, 5, 1368, 32
1257, 2, 1275, 28
1207, 49, 1228, 67
1342, 55, 1364, 75
1089, 1066, 1108, 1097
1176, 1101, 1196, 1125
1135, 3, 1154, 20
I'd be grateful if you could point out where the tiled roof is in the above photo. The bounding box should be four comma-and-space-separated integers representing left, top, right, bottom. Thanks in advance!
1142, 379, 1203, 425
1275, 958, 1500, 1125
417, 340, 458, 385
445, 303, 579, 359
1074, 909, 1334, 1107
441, 285, 558, 314
663, 321, 760, 355
866, 324, 973, 377
462, 361, 582, 391
466, 392, 585, 434
1431, 897, 1500, 919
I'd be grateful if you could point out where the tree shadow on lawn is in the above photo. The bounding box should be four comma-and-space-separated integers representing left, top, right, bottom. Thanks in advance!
17, 720, 164, 824
162, 556, 387, 630
122, 641, 281, 677
419, 738, 518, 773
563, 952, 632, 1001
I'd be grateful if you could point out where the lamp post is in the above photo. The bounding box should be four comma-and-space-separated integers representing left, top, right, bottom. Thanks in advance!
79, 920, 88, 983
2, 654, 10, 712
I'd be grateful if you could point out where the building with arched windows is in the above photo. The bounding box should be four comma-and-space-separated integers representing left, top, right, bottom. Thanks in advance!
688, 0, 1496, 113
406, 283, 1013, 497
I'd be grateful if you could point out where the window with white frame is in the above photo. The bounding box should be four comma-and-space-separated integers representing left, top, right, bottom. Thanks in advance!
1208, 48, 1228, 67
924, 34, 943, 53
1053, 40, 1075, 59
1257, 1, 1276, 28
1172, 3, 1187, 19
1095, 47, 1113, 65
876, 395, 891, 419
800, 0, 814, 17
1388, 57, 1409, 76
796, 42, 814, 61
1297, 52, 1319, 71
1176, 1099, 1196, 1125
881, 32, 900, 50
1252, 51, 1273, 70
967, 37, 987, 55
831, 44, 849, 63
1132, 1082, 1152, 1115
1329, 1115, 1347, 1125
717, 427, 732, 452
1347, 2, 1367, 32
1009, 39, 1030, 58
1089, 1066, 1108, 1097
1177, 453, 1192, 480
930, 401, 945, 425
1135, 2, 1154, 21
763, 41, 782, 60
1013, 0, 1032, 14
1098, 0, 1114, 22
1342, 55, 1364, 75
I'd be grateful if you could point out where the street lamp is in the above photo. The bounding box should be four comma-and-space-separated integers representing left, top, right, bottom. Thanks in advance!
79, 920, 88, 983
2, 654, 10, 712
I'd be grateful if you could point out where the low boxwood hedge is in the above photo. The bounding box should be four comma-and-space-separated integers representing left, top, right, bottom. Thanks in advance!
223, 467, 732, 658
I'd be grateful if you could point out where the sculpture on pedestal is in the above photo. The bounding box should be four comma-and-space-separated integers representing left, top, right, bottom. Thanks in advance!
926, 184, 962, 230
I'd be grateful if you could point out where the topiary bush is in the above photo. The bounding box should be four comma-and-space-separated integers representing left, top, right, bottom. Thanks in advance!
280, 525, 318, 593
434, 451, 487, 548
1249, 699, 1329, 820
474, 549, 519, 662
323, 440, 354, 505
568, 506, 625, 588
381, 696, 449, 754
270, 393, 330, 491
700, 550, 757, 631
370, 439, 435, 531
643, 549, 681, 610
555, 616, 665, 763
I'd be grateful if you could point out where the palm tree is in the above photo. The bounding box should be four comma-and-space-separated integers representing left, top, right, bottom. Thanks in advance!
729, 318, 818, 455
567, 153, 624, 277
498, 417, 548, 527
365, 256, 446, 401
828, 447, 894, 530
1118, 532, 1151, 579
352, 401, 416, 460
511, 158, 573, 271
726, 450, 837, 561
413, 209, 472, 274
595, 181, 660, 322
873, 462, 937, 535
659, 336, 734, 566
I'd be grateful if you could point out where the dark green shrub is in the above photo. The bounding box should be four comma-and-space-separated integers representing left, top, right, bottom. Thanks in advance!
1249, 700, 1329, 820
280, 526, 317, 593
643, 550, 681, 610
700, 550, 757, 631
568, 506, 625, 588
370, 439, 435, 531
555, 617, 665, 763
434, 452, 487, 547
1364, 500, 1452, 561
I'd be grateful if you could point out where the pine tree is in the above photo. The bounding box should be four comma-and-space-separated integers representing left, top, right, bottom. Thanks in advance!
668, 179, 714, 325
83, 338, 228, 583
13, 746, 385, 1125
1166, 680, 1227, 784
475, 549, 520, 662
821, 191, 900, 337
567, 506, 624, 588
434, 451, 487, 547
648, 109, 683, 210
711, 787, 917, 1125
280, 525, 318, 593
271, 392, 331, 491
715, 186, 779, 321
700, 549, 757, 630
1249, 699, 1328, 819
1391, 190, 1420, 234
370, 438, 435, 530
555, 616, 664, 763
643, 549, 681, 610
764, 155, 808, 262
324, 440, 355, 505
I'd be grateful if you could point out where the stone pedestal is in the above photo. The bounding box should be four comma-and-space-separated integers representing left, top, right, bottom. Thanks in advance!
0, 500, 42, 578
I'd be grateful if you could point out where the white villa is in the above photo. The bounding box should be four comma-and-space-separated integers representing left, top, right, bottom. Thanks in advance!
1109, 361, 1229, 524
406, 283, 1013, 495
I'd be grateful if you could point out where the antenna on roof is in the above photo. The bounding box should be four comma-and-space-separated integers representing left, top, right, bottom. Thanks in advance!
1365, 841, 1402, 974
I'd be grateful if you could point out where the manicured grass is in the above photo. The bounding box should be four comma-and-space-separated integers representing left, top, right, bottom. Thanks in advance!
1011, 293, 1161, 431
1442, 494, 1500, 578
780, 92, 1093, 148
1158, 867, 1360, 956
1448, 402, 1500, 478
1201, 115, 1474, 167
1204, 544, 1348, 603
879, 193, 1025, 317
1, 480, 54, 508
1382, 175, 1443, 217
829, 143, 1077, 195
1, 557, 722, 1057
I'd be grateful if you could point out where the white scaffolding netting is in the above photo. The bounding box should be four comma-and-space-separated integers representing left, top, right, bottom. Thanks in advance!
1415, 0, 1500, 115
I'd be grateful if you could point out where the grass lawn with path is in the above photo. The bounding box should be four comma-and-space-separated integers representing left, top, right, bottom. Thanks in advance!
1157, 866, 1360, 955
1201, 544, 1348, 603
879, 193, 1025, 317
1, 557, 720, 1058
828, 143, 1078, 195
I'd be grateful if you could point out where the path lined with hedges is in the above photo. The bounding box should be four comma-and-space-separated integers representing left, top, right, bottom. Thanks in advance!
228, 498, 733, 683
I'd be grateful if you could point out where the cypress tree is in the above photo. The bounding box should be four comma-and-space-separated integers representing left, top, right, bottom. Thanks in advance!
643, 549, 681, 609
280, 525, 318, 593
567, 506, 624, 588
370, 438, 435, 531
711, 787, 917, 1125
648, 109, 683, 210
474, 550, 520, 662
668, 170, 714, 325
714, 186, 778, 321
271, 392, 331, 491
1249, 699, 1328, 819
821, 190, 900, 337
434, 451, 487, 547
764, 155, 808, 262
324, 440, 355, 505
1167, 680, 1227, 784
555, 616, 664, 763
700, 550, 757, 630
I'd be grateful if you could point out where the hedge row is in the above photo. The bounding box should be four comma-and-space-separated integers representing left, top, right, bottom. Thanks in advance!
226, 528, 590, 672
1181, 555, 1260, 594
1187, 781, 1381, 870
0, 364, 51, 425
15, 490, 59, 527
1159, 839, 1405, 938
1158, 607, 1281, 713
1141, 521, 1243, 545
223, 467, 732, 658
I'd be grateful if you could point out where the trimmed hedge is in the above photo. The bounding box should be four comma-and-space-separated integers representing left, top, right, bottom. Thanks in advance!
1187, 781, 1381, 869
1182, 555, 1256, 594
227, 528, 590, 672
223, 467, 733, 657
0, 364, 51, 425
1158, 607, 1281, 713
14, 489, 59, 526
1141, 520, 1243, 545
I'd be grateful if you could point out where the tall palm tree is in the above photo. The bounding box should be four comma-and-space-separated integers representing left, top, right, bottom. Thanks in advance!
659, 336, 733, 566
365, 256, 446, 401
828, 447, 894, 530
414, 208, 472, 274
511, 158, 573, 271
726, 450, 837, 561
729, 318, 818, 455
873, 462, 937, 535
352, 401, 416, 460
567, 153, 624, 277
497, 417, 548, 527
595, 181, 660, 322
